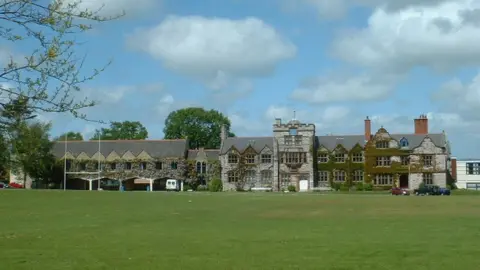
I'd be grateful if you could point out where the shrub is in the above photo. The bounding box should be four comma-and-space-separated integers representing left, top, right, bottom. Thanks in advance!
196, 185, 208, 191
363, 183, 373, 191
355, 182, 364, 191
287, 185, 296, 192
339, 183, 350, 191
183, 184, 193, 191
331, 182, 341, 191
208, 178, 223, 192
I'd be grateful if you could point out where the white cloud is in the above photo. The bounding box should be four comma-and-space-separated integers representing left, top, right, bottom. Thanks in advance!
291, 73, 398, 103
62, 0, 158, 18
126, 15, 296, 87
331, 0, 480, 72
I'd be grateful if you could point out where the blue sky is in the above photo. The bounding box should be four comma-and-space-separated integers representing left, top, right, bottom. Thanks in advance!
2, 0, 480, 158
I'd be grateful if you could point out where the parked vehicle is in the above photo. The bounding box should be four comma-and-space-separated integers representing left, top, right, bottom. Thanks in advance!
414, 185, 442, 196
391, 187, 410, 196
439, 187, 451, 196
166, 179, 181, 191
0, 182, 8, 189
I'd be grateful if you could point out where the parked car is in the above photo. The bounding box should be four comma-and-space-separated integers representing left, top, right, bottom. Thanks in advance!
391, 187, 410, 196
8, 182, 23, 189
0, 182, 8, 189
439, 187, 451, 196
414, 185, 442, 196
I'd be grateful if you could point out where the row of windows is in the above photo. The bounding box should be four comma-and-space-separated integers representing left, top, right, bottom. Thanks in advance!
375, 155, 433, 167
318, 153, 363, 163
376, 138, 409, 148
466, 162, 480, 175
66, 161, 177, 171
280, 152, 308, 164
372, 173, 433, 185
318, 170, 364, 182
228, 154, 272, 164
227, 170, 273, 183
284, 135, 303, 145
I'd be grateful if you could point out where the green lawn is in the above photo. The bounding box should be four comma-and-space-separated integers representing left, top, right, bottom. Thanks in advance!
1, 190, 479, 270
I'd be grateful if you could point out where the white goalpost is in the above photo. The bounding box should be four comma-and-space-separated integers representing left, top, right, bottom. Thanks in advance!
63, 133, 102, 190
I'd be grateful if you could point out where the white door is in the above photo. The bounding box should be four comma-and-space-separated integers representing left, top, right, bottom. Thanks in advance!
299, 180, 309, 192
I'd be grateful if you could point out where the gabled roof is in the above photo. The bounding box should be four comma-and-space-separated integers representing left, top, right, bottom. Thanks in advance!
316, 135, 365, 151
389, 133, 446, 150
187, 149, 220, 160
52, 139, 188, 159
220, 137, 273, 154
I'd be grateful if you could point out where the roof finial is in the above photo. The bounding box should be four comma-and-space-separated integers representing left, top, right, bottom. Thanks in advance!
293, 110, 296, 120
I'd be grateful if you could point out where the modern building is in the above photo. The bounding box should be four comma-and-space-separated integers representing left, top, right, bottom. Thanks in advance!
218, 115, 453, 191
453, 158, 480, 190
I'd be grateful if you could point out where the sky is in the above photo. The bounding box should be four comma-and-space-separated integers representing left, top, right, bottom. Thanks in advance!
2, 0, 480, 158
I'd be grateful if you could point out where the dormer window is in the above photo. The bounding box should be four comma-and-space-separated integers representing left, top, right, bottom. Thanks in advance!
376, 141, 389, 149
228, 153, 238, 164
400, 138, 409, 147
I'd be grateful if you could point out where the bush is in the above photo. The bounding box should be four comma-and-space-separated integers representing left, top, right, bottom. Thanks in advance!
355, 182, 364, 191
331, 182, 341, 191
208, 178, 223, 192
363, 183, 373, 191
339, 183, 350, 191
196, 185, 208, 191
287, 185, 296, 192
183, 184, 193, 191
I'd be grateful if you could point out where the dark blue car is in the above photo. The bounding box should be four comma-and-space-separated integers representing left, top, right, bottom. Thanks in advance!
439, 188, 451, 195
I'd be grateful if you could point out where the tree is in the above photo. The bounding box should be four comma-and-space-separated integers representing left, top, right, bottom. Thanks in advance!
163, 107, 235, 149
0, 0, 122, 132
55, 131, 83, 141
11, 121, 55, 187
90, 121, 148, 140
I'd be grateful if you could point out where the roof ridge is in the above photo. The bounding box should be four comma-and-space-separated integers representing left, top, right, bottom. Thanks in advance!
56, 139, 187, 143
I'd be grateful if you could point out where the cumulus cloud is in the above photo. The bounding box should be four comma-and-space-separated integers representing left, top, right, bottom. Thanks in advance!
291, 73, 398, 103
126, 15, 296, 88
331, 0, 480, 73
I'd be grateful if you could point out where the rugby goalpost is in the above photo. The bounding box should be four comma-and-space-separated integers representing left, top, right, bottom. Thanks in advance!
63, 133, 102, 190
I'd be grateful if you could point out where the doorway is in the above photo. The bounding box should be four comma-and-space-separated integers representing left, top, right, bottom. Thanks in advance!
399, 174, 409, 188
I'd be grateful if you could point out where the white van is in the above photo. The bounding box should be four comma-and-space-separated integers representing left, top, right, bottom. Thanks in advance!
166, 179, 181, 191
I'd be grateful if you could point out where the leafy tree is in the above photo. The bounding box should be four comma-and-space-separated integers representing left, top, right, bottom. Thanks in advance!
55, 131, 83, 141
0, 0, 122, 132
11, 121, 55, 188
163, 107, 235, 149
90, 121, 148, 140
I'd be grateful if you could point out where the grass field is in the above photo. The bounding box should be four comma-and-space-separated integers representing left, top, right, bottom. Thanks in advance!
1, 190, 479, 270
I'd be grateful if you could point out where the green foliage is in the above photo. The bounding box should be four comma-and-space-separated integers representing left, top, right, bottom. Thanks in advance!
317, 144, 365, 187
208, 178, 223, 192
196, 185, 208, 191
339, 183, 350, 191
163, 107, 235, 149
90, 121, 148, 140
11, 121, 55, 186
55, 131, 83, 141
183, 184, 193, 191
363, 183, 373, 191
331, 182, 341, 191
355, 182, 364, 191
287, 185, 296, 192
0, 0, 122, 126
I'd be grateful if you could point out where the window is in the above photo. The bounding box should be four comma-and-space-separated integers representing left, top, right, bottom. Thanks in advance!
401, 156, 410, 165
374, 174, 393, 185
334, 170, 345, 182
140, 162, 147, 170
245, 170, 256, 184
196, 162, 202, 173
171, 161, 178, 170
335, 153, 345, 163
125, 162, 132, 170
289, 128, 297, 135
400, 138, 409, 147
261, 154, 272, 163
260, 170, 273, 185
353, 170, 364, 182
282, 152, 307, 164
111, 163, 117, 170
376, 156, 391, 166
318, 171, 329, 182
246, 154, 255, 164
466, 183, 480, 190
352, 153, 363, 163
284, 136, 293, 145
155, 162, 162, 170
376, 141, 389, 148
202, 162, 206, 174
79, 162, 87, 171
423, 155, 433, 166
228, 154, 238, 164
66, 160, 72, 171
281, 173, 290, 184
94, 163, 99, 170
227, 171, 238, 182
466, 162, 480, 175
318, 153, 328, 163
423, 173, 433, 185
294, 135, 302, 145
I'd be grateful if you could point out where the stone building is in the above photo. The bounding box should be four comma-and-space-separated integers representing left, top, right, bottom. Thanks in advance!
218, 115, 453, 191
53, 139, 190, 190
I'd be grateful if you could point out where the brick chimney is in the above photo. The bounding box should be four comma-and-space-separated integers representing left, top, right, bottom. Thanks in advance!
450, 157, 457, 181
414, 114, 428, 134
364, 116, 371, 141
220, 124, 227, 142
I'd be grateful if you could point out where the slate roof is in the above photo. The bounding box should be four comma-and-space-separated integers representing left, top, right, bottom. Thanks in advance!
52, 139, 188, 158
316, 133, 447, 151
220, 137, 273, 154
187, 149, 220, 160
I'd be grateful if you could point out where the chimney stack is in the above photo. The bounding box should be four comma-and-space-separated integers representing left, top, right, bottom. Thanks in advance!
220, 124, 227, 142
450, 157, 457, 181
275, 118, 281, 126
414, 114, 428, 134
364, 116, 371, 141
